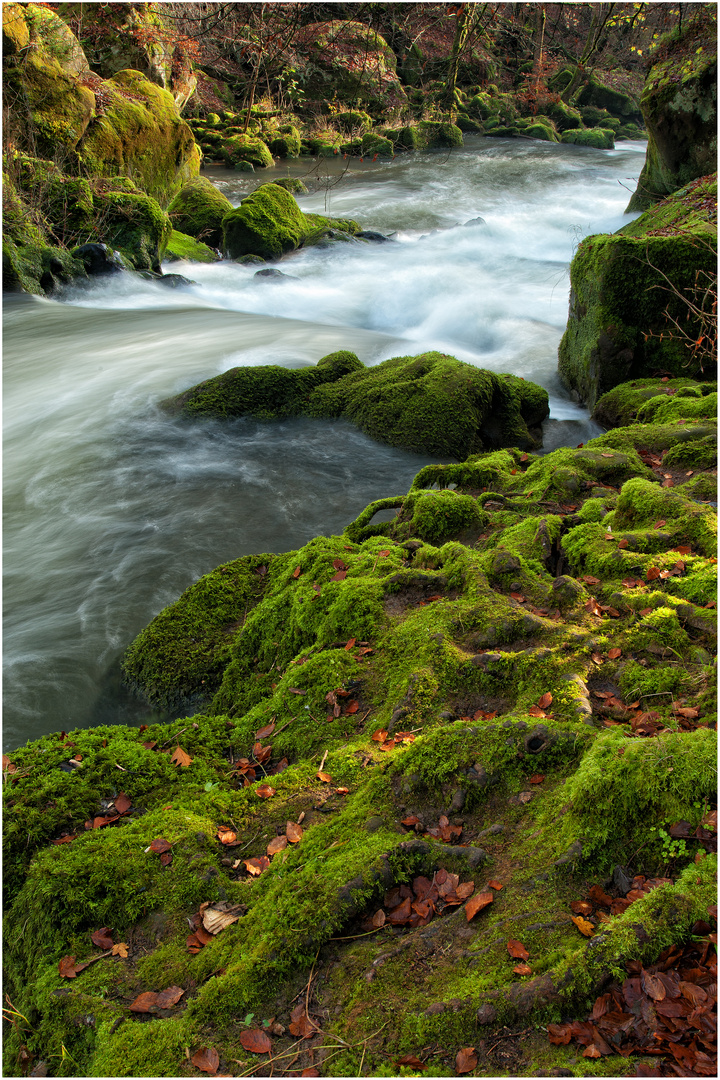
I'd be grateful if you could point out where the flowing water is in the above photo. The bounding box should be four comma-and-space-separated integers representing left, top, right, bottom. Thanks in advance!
3, 135, 647, 749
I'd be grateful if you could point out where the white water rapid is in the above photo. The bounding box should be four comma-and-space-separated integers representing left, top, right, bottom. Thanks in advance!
3, 136, 647, 748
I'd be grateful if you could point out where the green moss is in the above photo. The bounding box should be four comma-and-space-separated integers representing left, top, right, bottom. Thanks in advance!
361, 132, 394, 156
524, 120, 559, 142
167, 177, 233, 249
220, 133, 273, 169
122, 552, 275, 712
163, 229, 219, 264
333, 110, 372, 133
558, 182, 717, 409
173, 350, 549, 460
91, 190, 172, 272
268, 126, 302, 158
272, 177, 309, 194
221, 183, 360, 260
411, 121, 464, 150
560, 128, 615, 149
627, 8, 717, 209
593, 376, 712, 428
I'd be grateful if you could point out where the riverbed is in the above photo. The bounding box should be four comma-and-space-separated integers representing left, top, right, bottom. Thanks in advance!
3, 135, 647, 749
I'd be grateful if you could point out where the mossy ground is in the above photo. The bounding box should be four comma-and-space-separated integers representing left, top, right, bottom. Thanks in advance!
4, 380, 716, 1078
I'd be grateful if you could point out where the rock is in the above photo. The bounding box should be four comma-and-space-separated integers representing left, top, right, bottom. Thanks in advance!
357, 230, 394, 243
449, 788, 465, 812
558, 176, 717, 409
627, 8, 717, 210
273, 177, 309, 195
552, 575, 584, 607
168, 177, 233, 250
254, 268, 294, 280
222, 183, 360, 261
220, 133, 273, 170
163, 230, 219, 264
173, 349, 550, 460
71, 243, 126, 276
476, 1004, 498, 1025
561, 128, 615, 150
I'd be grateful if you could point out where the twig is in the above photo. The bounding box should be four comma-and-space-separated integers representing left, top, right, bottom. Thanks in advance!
487, 1027, 531, 1053
318, 749, 329, 773
159, 726, 190, 749
330, 928, 385, 942
273, 716, 295, 736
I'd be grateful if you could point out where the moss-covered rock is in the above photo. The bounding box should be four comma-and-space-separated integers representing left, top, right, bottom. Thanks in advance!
167, 177, 233, 249
558, 175, 717, 409
91, 190, 172, 272
560, 127, 615, 150
546, 100, 583, 131
272, 177, 309, 195
332, 109, 372, 133
267, 125, 302, 158
575, 74, 643, 125
220, 133, 274, 169
360, 131, 394, 156
163, 230, 219, 264
628, 8, 717, 210
221, 183, 360, 260
4, 383, 716, 1078
171, 350, 550, 459
412, 120, 464, 150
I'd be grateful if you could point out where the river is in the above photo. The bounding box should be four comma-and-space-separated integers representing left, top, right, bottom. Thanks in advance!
3, 135, 647, 749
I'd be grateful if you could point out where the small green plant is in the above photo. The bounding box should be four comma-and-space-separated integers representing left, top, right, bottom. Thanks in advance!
651, 826, 689, 863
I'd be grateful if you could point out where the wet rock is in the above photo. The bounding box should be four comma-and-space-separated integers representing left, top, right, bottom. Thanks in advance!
612, 865, 633, 895
449, 788, 465, 812
476, 1003, 498, 1025
72, 242, 126, 275
254, 267, 295, 280
552, 575, 584, 606
357, 230, 394, 243
491, 550, 521, 574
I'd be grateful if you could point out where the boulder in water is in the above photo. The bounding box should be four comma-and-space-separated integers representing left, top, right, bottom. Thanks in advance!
168, 177, 233, 249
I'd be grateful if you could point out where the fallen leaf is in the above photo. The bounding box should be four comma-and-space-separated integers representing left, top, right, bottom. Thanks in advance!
129, 991, 159, 1013
528, 774, 544, 784
570, 901, 593, 916
293, 566, 301, 578
607, 647, 622, 660
267, 835, 288, 856
191, 1047, 220, 1074
345, 638, 356, 650
465, 891, 493, 921
240, 1029, 272, 1054
335, 786, 350, 794
396, 1055, 426, 1071
455, 1047, 478, 1075
202, 904, 244, 935
171, 746, 192, 768
255, 784, 276, 798
114, 793, 131, 814
149, 837, 172, 854
513, 963, 532, 975
330, 570, 347, 581
286, 821, 303, 843
617, 539, 629, 549
288, 688, 306, 695
488, 880, 504, 890
111, 943, 128, 958
571, 915, 594, 937
243, 857, 270, 876
58, 956, 80, 978
155, 985, 185, 1009
255, 721, 276, 740
90, 928, 114, 950
51, 834, 76, 845
646, 567, 661, 582
507, 939, 529, 960
317, 771, 332, 783
217, 826, 237, 845
583, 1045, 601, 1059
344, 700, 360, 714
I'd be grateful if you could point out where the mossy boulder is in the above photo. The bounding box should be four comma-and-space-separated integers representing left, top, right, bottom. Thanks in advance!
267, 126, 302, 158
272, 177, 309, 195
575, 74, 643, 125
163, 230, 219, 264
289, 20, 407, 113
558, 175, 717, 409
593, 377, 716, 429
521, 118, 559, 142
546, 100, 583, 131
79, 69, 200, 204
167, 176, 233, 249
90, 190, 172, 272
628, 8, 717, 211
333, 109, 372, 133
561, 128, 615, 150
221, 183, 360, 261
412, 121, 464, 150
360, 132, 394, 157
171, 349, 549, 459
220, 133, 274, 169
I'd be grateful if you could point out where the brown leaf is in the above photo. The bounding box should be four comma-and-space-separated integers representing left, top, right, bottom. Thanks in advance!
607, 647, 622, 660
547, 1022, 572, 1045
58, 956, 81, 978
267, 835, 288, 856
191, 1047, 220, 1074
513, 963, 532, 975
293, 566, 301, 578
255, 721, 276, 740
217, 826, 237, 845
149, 837, 172, 854
171, 746, 192, 768
111, 942, 129, 957
129, 991, 159, 1013
570, 901, 593, 916
285, 821, 303, 843
243, 857, 269, 876
239, 1029, 272, 1054
344, 700, 360, 714
187, 933, 204, 954
488, 879, 504, 890
528, 773, 544, 784
507, 939, 529, 960
332, 558, 347, 571
583, 1045, 601, 1059
372, 909, 386, 928
51, 834, 76, 845
330, 570, 347, 581
114, 792, 132, 814
510, 591, 525, 602
455, 1047, 478, 1075
288, 688, 306, 695
155, 985, 185, 1009
587, 884, 613, 908
301, 1070, 320, 1077
372, 730, 389, 743
255, 784, 276, 799
537, 692, 553, 709
617, 539, 629, 549
317, 771, 332, 783
582, 575, 601, 585
396, 1055, 427, 1071
90, 927, 114, 950
465, 891, 493, 921
641, 968, 666, 1001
